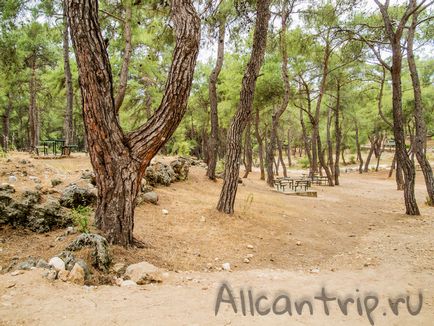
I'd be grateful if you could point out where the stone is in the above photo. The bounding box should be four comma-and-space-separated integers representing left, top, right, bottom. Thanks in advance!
8, 176, 17, 183
0, 184, 15, 194
246, 254, 254, 259
45, 270, 58, 281
112, 263, 127, 275
144, 162, 176, 187
246, 244, 254, 249
18, 159, 28, 165
65, 226, 77, 235
60, 184, 97, 208
140, 181, 153, 194
170, 157, 190, 181
137, 191, 158, 205
36, 259, 50, 269
65, 233, 111, 272
125, 261, 162, 285
22, 190, 41, 205
243, 258, 250, 264
51, 179, 62, 187
16, 258, 37, 270
200, 216, 206, 222
68, 263, 85, 285
222, 263, 231, 271
58, 269, 70, 282
162, 209, 169, 215
296, 241, 302, 246
80, 170, 96, 186
49, 257, 65, 271
29, 176, 41, 184
28, 199, 71, 233
11, 270, 24, 276
121, 280, 137, 287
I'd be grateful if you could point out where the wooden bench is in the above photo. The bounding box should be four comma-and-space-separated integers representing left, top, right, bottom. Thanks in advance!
61, 144, 78, 156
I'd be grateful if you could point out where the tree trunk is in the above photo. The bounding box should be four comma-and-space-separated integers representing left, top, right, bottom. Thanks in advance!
287, 129, 292, 167
265, 6, 291, 186
299, 109, 312, 170
364, 136, 375, 172
28, 57, 38, 151
67, 0, 200, 245
62, 3, 74, 146
407, 11, 434, 205
207, 19, 226, 180
326, 105, 334, 179
277, 133, 287, 177
355, 122, 363, 174
1, 93, 12, 151
114, 3, 132, 112
317, 133, 334, 186
217, 0, 271, 214
254, 106, 265, 180
375, 0, 419, 215
243, 119, 253, 178
334, 81, 341, 185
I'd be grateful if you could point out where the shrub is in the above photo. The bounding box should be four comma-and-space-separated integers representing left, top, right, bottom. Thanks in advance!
298, 156, 310, 169
70, 206, 91, 233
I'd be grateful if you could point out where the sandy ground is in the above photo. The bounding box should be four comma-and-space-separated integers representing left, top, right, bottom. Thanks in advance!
0, 152, 433, 325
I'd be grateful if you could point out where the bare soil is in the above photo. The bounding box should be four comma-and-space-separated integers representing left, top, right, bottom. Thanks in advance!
0, 152, 433, 325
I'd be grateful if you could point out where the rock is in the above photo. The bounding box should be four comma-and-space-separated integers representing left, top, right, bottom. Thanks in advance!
18, 159, 28, 165
8, 176, 17, 183
29, 176, 41, 184
170, 158, 190, 181
309, 268, 320, 274
243, 258, 250, 264
45, 270, 58, 281
60, 184, 96, 208
112, 263, 127, 275
58, 269, 70, 282
80, 170, 96, 186
22, 190, 41, 205
16, 258, 37, 270
65, 233, 111, 272
140, 181, 153, 194
222, 263, 231, 271
200, 216, 206, 222
125, 261, 162, 285
49, 257, 65, 271
65, 226, 77, 235
206, 263, 213, 270
11, 270, 24, 276
59, 251, 77, 271
162, 209, 169, 215
75, 259, 91, 280
51, 179, 62, 187
144, 162, 176, 187
68, 263, 85, 285
296, 241, 302, 246
246, 254, 254, 259
137, 191, 158, 205
121, 280, 137, 287
28, 199, 71, 233
36, 259, 50, 269
0, 184, 15, 194
246, 244, 254, 249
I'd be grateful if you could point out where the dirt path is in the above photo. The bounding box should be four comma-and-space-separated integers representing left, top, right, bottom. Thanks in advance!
0, 154, 433, 325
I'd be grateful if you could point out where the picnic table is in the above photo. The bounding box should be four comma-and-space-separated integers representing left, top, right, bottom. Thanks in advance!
273, 177, 311, 192
36, 139, 77, 156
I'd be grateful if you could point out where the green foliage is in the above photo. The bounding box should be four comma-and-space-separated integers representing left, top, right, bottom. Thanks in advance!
70, 206, 91, 234
298, 156, 310, 169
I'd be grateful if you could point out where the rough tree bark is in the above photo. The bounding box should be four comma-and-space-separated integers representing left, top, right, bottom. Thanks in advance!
114, 2, 133, 112
407, 10, 434, 205
207, 19, 226, 180
63, 2, 74, 146
243, 119, 253, 178
66, 0, 200, 245
217, 0, 271, 214
374, 0, 419, 215
265, 4, 291, 186
334, 80, 341, 185
364, 134, 376, 172
326, 105, 334, 179
254, 106, 265, 180
276, 133, 287, 177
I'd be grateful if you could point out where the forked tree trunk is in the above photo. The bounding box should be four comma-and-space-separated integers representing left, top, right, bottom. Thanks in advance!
364, 136, 375, 172
66, 0, 200, 245
243, 119, 253, 178
217, 0, 271, 214
62, 3, 74, 146
254, 107, 265, 180
407, 11, 434, 205
207, 19, 226, 180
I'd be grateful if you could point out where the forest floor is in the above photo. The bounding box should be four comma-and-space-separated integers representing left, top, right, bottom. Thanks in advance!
0, 152, 433, 325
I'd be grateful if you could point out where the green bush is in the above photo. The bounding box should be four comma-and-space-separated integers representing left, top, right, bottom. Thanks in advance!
298, 156, 310, 169
216, 159, 225, 174
70, 206, 91, 233
349, 155, 356, 164
0, 149, 6, 158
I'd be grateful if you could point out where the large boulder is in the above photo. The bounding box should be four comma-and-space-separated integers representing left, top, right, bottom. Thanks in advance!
0, 183, 15, 194
60, 184, 96, 208
27, 198, 71, 233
